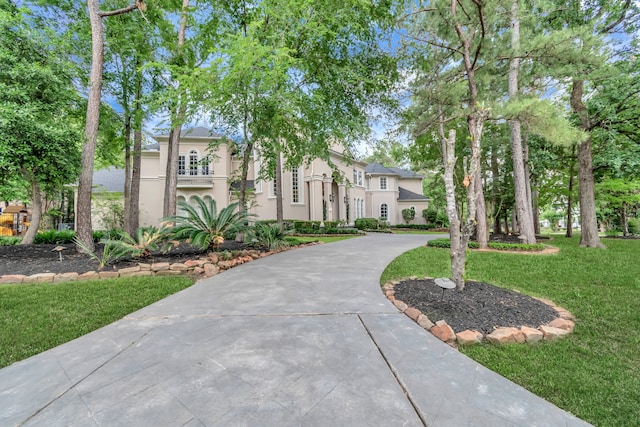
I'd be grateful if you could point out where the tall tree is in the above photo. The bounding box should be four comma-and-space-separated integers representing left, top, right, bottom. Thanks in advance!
76, 0, 142, 252
0, 1, 82, 244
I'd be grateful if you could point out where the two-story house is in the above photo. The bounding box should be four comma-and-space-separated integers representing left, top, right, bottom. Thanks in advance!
85, 127, 429, 229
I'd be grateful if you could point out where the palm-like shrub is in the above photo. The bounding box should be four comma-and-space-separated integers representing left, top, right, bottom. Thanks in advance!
248, 222, 290, 251
168, 197, 249, 250
106, 224, 177, 258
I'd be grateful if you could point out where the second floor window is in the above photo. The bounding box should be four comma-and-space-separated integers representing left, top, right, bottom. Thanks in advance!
189, 150, 198, 176
202, 156, 210, 175
380, 176, 387, 190
178, 155, 186, 175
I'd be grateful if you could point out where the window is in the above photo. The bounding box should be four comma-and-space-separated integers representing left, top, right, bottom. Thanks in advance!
178, 155, 186, 175
379, 176, 387, 190
353, 169, 358, 186
189, 150, 198, 176
291, 168, 301, 203
269, 179, 277, 198
202, 156, 210, 175
357, 171, 363, 186
380, 203, 388, 220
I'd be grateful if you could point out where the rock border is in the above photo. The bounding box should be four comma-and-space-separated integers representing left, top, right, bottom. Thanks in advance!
0, 242, 321, 285
382, 277, 575, 348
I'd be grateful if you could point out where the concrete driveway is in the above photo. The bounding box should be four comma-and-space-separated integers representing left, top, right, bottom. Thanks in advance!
0, 233, 591, 426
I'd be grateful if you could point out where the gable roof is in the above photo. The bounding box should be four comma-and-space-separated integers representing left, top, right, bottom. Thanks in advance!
154, 126, 223, 139
364, 162, 398, 175
398, 186, 429, 201
92, 167, 125, 193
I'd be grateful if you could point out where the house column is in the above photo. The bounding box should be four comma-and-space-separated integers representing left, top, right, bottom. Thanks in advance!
338, 184, 347, 223
323, 176, 333, 223
309, 177, 324, 222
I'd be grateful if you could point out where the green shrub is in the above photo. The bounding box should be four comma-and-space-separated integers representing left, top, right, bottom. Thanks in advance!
422, 208, 438, 224
427, 238, 545, 251
294, 228, 360, 235
34, 230, 76, 244
354, 218, 379, 230
0, 236, 21, 246
401, 208, 416, 224
628, 217, 639, 235
285, 236, 305, 246
249, 222, 290, 251
393, 224, 436, 230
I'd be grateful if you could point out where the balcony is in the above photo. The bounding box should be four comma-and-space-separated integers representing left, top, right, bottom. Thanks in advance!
177, 174, 214, 188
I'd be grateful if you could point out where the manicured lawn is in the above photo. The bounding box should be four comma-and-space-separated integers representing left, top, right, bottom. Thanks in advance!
0, 276, 195, 369
293, 235, 361, 243
390, 230, 447, 234
381, 236, 640, 427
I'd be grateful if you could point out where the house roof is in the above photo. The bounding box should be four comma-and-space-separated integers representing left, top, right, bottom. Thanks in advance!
92, 167, 125, 193
388, 166, 423, 179
365, 162, 399, 175
398, 186, 429, 201
154, 126, 223, 139
144, 142, 160, 151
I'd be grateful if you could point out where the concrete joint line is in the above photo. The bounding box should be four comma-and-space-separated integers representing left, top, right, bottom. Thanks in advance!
124, 312, 395, 321
357, 315, 427, 427
18, 331, 151, 426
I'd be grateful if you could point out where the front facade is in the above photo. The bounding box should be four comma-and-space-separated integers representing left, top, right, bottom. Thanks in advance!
110, 127, 428, 228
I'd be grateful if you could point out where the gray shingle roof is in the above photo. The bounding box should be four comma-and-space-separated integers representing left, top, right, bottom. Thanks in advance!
92, 167, 125, 193
154, 126, 223, 139
388, 167, 422, 179
364, 162, 398, 175
398, 186, 428, 201
144, 143, 160, 151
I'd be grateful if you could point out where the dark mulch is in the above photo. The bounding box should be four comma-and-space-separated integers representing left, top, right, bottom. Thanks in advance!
393, 278, 559, 334
486, 234, 551, 243
0, 241, 263, 276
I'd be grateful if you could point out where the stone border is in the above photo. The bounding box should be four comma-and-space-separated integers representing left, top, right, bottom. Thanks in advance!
382, 277, 575, 348
0, 243, 320, 285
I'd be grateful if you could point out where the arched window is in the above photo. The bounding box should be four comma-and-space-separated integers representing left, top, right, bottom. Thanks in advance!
380, 203, 388, 221
189, 150, 198, 176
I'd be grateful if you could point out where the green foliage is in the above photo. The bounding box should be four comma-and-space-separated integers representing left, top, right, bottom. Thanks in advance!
72, 237, 131, 270
248, 222, 290, 251
0, 276, 195, 369
382, 237, 640, 427
168, 196, 250, 250
401, 208, 416, 224
105, 225, 177, 258
0, 236, 20, 246
426, 238, 545, 252
628, 217, 639, 235
354, 218, 380, 230
294, 228, 361, 235
33, 230, 76, 245
392, 224, 437, 230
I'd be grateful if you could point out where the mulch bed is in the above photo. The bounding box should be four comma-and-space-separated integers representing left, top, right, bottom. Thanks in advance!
393, 278, 559, 334
0, 241, 262, 276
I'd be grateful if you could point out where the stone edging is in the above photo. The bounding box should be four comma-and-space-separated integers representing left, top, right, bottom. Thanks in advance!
0, 243, 320, 285
382, 277, 575, 348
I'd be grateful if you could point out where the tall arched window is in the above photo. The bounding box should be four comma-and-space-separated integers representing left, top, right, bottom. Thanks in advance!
380, 203, 388, 221
189, 150, 198, 176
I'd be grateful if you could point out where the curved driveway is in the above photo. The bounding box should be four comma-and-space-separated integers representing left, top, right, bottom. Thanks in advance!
0, 233, 590, 426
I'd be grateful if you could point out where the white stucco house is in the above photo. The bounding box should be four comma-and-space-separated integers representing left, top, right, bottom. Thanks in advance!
84, 127, 429, 229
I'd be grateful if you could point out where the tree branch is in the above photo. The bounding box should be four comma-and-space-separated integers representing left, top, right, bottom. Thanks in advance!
99, 1, 141, 18
602, 0, 631, 33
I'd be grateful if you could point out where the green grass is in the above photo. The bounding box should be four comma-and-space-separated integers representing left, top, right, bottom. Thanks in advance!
293, 235, 361, 243
0, 276, 195, 369
381, 236, 640, 427
390, 230, 447, 235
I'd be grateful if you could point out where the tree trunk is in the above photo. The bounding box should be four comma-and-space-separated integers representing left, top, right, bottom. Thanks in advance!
129, 60, 142, 232
566, 149, 575, 238
76, 0, 104, 253
508, 1, 536, 244
442, 129, 466, 290
123, 116, 133, 235
21, 181, 42, 245
491, 142, 501, 235
532, 188, 540, 235
570, 79, 605, 248
163, 0, 190, 218
621, 203, 629, 237
235, 139, 254, 242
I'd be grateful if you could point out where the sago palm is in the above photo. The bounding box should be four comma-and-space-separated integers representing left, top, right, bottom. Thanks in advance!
168, 197, 249, 250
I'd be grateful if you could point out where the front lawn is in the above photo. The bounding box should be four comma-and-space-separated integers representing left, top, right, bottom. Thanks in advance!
381, 236, 640, 427
0, 276, 195, 369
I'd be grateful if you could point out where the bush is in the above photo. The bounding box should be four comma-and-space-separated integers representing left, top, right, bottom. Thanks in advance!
628, 217, 639, 235
392, 224, 436, 230
427, 238, 546, 251
422, 208, 438, 224
0, 236, 21, 246
34, 230, 76, 244
402, 208, 416, 224
354, 218, 379, 230
248, 222, 290, 251
294, 228, 360, 235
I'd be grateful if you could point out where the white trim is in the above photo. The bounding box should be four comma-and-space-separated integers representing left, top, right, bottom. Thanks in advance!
291, 167, 304, 205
